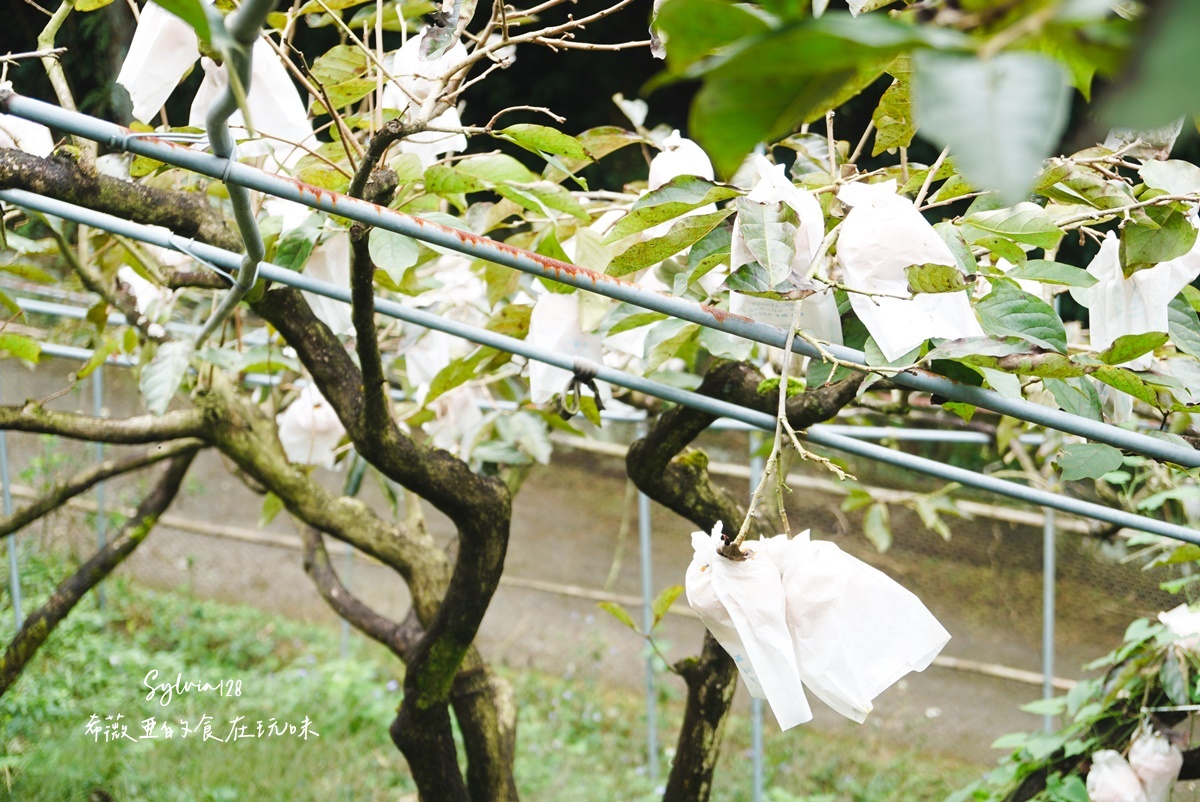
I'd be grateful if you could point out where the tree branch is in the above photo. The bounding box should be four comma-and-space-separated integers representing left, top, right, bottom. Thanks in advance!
0, 449, 197, 697
0, 147, 241, 252
302, 526, 414, 658
0, 439, 205, 538
0, 403, 206, 444
303, 526, 519, 802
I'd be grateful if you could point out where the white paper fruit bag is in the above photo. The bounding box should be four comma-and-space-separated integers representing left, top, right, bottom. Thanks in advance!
1128, 727, 1183, 802
775, 530, 950, 723
685, 524, 813, 730
1088, 750, 1150, 802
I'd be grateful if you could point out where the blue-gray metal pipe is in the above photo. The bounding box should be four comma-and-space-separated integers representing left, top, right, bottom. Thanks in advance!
93, 363, 106, 610
16, 296, 202, 336
193, 0, 274, 348
2, 94, 1196, 469
0, 371, 21, 629
2, 189, 1198, 545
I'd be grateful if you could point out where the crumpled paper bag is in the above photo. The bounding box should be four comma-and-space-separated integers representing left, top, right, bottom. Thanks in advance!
1159, 603, 1200, 652
837, 181, 983, 361
1088, 750, 1150, 802
685, 524, 813, 730
1070, 229, 1200, 370
1129, 726, 1183, 802
686, 525, 949, 728
770, 530, 950, 723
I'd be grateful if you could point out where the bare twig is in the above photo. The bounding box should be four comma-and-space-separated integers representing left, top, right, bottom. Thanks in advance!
0, 47, 66, 64
913, 146, 949, 208
481, 105, 565, 131
848, 120, 875, 166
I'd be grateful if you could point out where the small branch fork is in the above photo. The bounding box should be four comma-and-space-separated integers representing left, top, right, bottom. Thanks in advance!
728, 303, 853, 554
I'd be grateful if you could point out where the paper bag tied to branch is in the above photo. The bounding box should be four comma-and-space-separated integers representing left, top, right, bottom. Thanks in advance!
686, 525, 950, 730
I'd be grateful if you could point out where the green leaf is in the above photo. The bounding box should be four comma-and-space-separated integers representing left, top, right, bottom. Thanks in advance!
76, 0, 116, 10
734, 198, 799, 286
933, 221, 977, 276
1102, 0, 1200, 130
295, 156, 351, 193
651, 585, 684, 628
913, 51, 1071, 204
1055, 443, 1124, 481
685, 224, 733, 288
723, 261, 813, 299
1094, 366, 1162, 407
684, 14, 964, 176
597, 601, 639, 632
297, 0, 372, 13
1040, 165, 1136, 211
0, 333, 40, 364
274, 219, 321, 272
1019, 696, 1067, 716
606, 310, 668, 336
494, 125, 593, 162
259, 492, 285, 528
312, 79, 376, 112
139, 340, 192, 416
960, 205, 1064, 251
607, 210, 733, 277
77, 340, 119, 380
1139, 160, 1200, 196
311, 44, 369, 86
1140, 488, 1200, 515
905, 263, 966, 294
1168, 293, 1200, 359
976, 283, 1067, 353
645, 319, 699, 373
457, 154, 539, 184
699, 326, 754, 361
511, 182, 590, 222
605, 177, 741, 243
425, 350, 487, 404
1121, 204, 1198, 273
369, 229, 419, 285
871, 58, 915, 155
863, 502, 891, 552
0, 263, 56, 284
1160, 652, 1190, 706
1044, 377, 1102, 422
543, 127, 643, 184
653, 0, 771, 75
1004, 260, 1096, 288
1097, 331, 1168, 365
151, 0, 212, 43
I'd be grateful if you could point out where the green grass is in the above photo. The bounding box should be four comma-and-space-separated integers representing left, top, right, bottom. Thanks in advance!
1, 551, 983, 801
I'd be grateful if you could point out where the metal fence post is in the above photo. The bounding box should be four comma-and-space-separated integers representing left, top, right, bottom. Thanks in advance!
93, 364, 106, 609
1, 370, 21, 629
1042, 507, 1056, 733
749, 429, 765, 802
637, 474, 659, 785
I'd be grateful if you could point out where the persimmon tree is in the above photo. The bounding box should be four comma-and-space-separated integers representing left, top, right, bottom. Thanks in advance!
3, 0, 1200, 800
